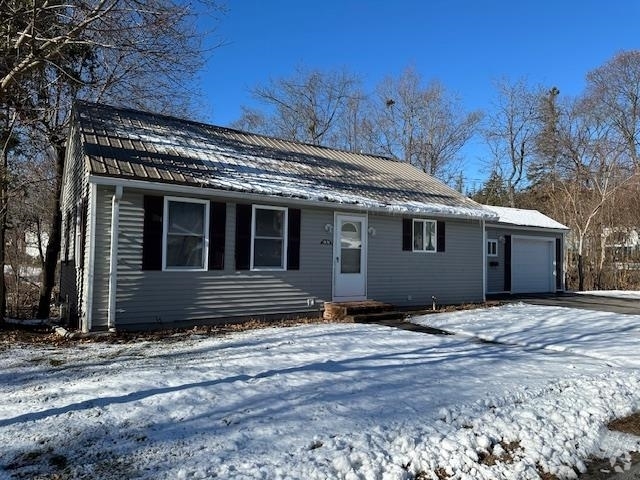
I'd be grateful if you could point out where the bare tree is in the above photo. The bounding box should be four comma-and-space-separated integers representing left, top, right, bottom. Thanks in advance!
233, 66, 364, 149
484, 78, 542, 207
545, 96, 630, 290
364, 68, 482, 183
586, 50, 640, 167
1, 0, 223, 319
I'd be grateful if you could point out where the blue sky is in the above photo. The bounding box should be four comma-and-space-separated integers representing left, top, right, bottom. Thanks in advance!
198, 0, 639, 187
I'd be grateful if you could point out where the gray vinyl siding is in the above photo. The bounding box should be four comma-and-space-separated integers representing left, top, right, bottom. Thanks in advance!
485, 226, 564, 293
368, 215, 484, 306
59, 124, 89, 321
90, 185, 114, 328
112, 191, 333, 328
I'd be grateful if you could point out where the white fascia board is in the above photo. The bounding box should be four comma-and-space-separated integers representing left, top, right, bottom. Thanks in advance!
485, 222, 569, 234
87, 175, 492, 221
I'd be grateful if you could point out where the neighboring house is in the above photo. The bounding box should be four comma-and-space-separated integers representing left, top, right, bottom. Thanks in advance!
602, 227, 640, 260
60, 102, 568, 332
484, 206, 568, 295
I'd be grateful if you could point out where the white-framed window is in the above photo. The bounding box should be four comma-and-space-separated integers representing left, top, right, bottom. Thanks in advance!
163, 197, 209, 270
487, 239, 498, 257
251, 205, 288, 270
413, 219, 436, 252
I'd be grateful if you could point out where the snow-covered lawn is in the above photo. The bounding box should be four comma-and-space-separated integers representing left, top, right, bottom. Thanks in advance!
576, 290, 640, 301
1, 304, 639, 480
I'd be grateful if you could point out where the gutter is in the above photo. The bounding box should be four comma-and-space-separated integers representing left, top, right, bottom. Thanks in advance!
107, 185, 123, 332
88, 175, 499, 222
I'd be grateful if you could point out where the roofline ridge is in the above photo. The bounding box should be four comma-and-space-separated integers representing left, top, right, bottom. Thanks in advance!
73, 100, 400, 163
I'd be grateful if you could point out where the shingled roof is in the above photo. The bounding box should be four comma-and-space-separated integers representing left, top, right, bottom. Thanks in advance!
74, 101, 495, 219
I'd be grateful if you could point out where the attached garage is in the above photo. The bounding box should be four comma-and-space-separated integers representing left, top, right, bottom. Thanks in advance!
511, 237, 555, 293
483, 206, 568, 295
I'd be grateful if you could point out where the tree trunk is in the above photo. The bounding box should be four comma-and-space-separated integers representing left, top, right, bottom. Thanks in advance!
577, 253, 585, 291
0, 146, 7, 324
36, 144, 64, 319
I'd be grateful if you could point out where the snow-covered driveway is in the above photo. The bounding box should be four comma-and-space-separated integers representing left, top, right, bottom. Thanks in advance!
1, 304, 640, 479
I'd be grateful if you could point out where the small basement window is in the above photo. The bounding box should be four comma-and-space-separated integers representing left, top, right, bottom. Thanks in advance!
413, 219, 436, 252
487, 239, 498, 257
251, 205, 288, 270
163, 197, 209, 270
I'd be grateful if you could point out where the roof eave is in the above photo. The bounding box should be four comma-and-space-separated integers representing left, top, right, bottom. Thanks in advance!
88, 174, 493, 221
485, 221, 570, 233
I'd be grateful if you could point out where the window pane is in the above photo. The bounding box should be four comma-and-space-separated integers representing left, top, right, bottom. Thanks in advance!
341, 222, 361, 249
425, 221, 436, 251
168, 201, 204, 235
254, 238, 283, 267
413, 220, 423, 250
341, 248, 361, 273
255, 208, 283, 237
166, 235, 203, 267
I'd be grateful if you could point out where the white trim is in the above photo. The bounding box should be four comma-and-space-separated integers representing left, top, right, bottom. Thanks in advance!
88, 175, 494, 221
107, 185, 122, 331
485, 223, 568, 234
332, 212, 368, 301
250, 204, 288, 271
162, 196, 210, 271
411, 218, 437, 253
510, 234, 558, 242
84, 183, 98, 333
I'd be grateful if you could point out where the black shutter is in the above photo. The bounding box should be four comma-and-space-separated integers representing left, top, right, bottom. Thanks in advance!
504, 235, 512, 291
555, 237, 562, 290
235, 204, 252, 270
437, 221, 445, 252
287, 208, 301, 270
142, 195, 163, 271
209, 202, 226, 270
402, 218, 412, 251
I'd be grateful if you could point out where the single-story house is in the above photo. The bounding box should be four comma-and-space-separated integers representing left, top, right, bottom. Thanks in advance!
59, 102, 568, 332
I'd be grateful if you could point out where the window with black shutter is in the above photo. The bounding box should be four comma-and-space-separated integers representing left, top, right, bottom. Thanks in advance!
403, 218, 446, 252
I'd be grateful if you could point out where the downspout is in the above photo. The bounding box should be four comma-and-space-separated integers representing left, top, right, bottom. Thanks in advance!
107, 185, 123, 332
482, 219, 486, 302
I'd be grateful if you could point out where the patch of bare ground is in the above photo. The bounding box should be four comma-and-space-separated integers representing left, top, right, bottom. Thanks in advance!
608, 411, 640, 436
579, 411, 640, 478
478, 440, 521, 466
0, 300, 499, 348
0, 315, 352, 347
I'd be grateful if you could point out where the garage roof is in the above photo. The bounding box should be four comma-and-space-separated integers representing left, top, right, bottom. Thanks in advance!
484, 205, 568, 230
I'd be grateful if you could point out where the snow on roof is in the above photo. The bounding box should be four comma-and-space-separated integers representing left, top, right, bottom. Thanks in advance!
73, 102, 497, 220
483, 205, 568, 230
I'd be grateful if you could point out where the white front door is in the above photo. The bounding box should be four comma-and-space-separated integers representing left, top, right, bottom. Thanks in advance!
333, 214, 367, 300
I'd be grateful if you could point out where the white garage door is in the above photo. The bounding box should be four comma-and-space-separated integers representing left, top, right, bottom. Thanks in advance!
512, 237, 555, 293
